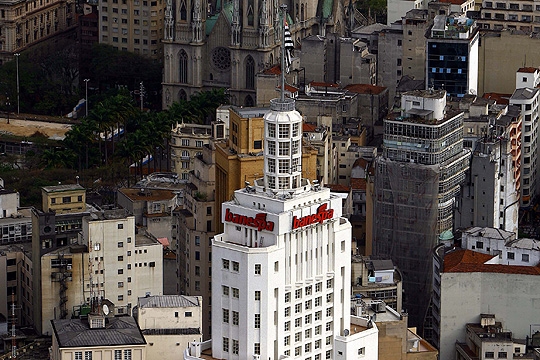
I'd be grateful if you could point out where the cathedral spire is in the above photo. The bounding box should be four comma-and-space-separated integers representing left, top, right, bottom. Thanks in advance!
259, 0, 270, 48
231, 0, 241, 46
191, 0, 203, 42
164, 0, 174, 41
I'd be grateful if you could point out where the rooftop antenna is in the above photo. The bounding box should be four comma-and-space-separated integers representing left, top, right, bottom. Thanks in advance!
280, 4, 287, 102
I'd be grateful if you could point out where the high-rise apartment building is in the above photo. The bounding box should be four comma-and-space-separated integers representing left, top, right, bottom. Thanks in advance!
173, 143, 216, 339
510, 67, 540, 208
209, 94, 353, 359
98, 0, 165, 58
33, 209, 163, 335
456, 103, 521, 233
372, 89, 470, 329
426, 14, 479, 98
478, 0, 540, 32
171, 122, 213, 182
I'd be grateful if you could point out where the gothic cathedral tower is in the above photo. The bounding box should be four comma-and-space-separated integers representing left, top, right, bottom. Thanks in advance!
163, 0, 340, 109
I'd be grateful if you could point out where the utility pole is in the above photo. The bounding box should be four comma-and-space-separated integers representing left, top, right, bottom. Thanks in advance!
6, 97, 10, 124
140, 82, 145, 111
84, 79, 90, 117
14, 53, 20, 114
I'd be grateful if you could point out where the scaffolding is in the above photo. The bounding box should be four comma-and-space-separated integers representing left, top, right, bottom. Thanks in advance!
373, 157, 440, 329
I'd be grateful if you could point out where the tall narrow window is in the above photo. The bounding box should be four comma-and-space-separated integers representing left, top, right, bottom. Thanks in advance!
246, 55, 255, 89
178, 89, 187, 101
179, 0, 187, 20
179, 50, 188, 83
247, 0, 254, 26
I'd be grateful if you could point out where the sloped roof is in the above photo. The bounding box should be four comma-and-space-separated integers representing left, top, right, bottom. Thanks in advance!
303, 123, 317, 132
482, 92, 511, 105
350, 177, 366, 190
52, 317, 146, 348
325, 184, 350, 192
352, 158, 369, 169
438, 0, 467, 5
344, 84, 387, 95
138, 295, 200, 308
443, 249, 540, 275
517, 67, 538, 73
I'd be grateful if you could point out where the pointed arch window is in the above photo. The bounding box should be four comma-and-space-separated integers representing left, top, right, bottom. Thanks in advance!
245, 95, 254, 107
180, 0, 187, 21
246, 55, 255, 89
179, 50, 188, 83
247, 0, 254, 26
301, 3, 304, 21
178, 89, 187, 101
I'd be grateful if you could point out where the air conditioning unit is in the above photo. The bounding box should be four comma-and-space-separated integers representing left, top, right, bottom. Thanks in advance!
67, 265, 72, 270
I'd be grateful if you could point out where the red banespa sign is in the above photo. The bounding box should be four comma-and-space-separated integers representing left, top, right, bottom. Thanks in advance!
224, 209, 275, 231
292, 203, 334, 229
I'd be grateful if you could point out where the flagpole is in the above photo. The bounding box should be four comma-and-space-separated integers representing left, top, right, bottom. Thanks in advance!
280, 4, 287, 102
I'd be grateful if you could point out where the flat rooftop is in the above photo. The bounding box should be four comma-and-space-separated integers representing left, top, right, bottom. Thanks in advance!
42, 184, 85, 193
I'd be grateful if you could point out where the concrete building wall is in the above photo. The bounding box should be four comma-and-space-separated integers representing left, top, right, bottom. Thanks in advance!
138, 301, 202, 330
42, 186, 86, 214
39, 250, 86, 335
0, 191, 19, 217
98, 0, 165, 59
334, 318, 379, 360
145, 334, 201, 358
300, 36, 328, 83
438, 271, 540, 360
478, 31, 540, 96
388, 0, 424, 25
402, 11, 430, 83
84, 215, 163, 314
377, 29, 403, 106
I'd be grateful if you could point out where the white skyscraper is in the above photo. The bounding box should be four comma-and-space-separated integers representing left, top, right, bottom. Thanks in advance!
210, 93, 353, 359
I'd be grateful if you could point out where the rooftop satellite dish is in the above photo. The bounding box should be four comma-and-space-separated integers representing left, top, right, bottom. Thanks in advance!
343, 329, 350, 336
102, 304, 110, 316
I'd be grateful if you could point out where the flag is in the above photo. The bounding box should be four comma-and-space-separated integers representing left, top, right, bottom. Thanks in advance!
284, 21, 294, 73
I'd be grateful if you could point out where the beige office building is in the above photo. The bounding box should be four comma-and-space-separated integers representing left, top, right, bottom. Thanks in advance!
0, 0, 76, 63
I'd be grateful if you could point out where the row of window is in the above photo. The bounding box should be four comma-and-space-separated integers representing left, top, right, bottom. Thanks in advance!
285, 281, 333, 303
74, 350, 131, 360
222, 286, 239, 298
222, 309, 260, 327
103, 0, 161, 6
50, 195, 83, 204
222, 259, 239, 271
267, 123, 300, 138
484, 1, 538, 10
285, 297, 333, 316
484, 351, 507, 358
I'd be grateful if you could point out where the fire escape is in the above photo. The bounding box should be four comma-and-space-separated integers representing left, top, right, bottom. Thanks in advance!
51, 253, 72, 319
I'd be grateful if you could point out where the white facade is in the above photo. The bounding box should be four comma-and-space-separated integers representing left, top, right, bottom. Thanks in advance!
510, 72, 539, 207
401, 92, 446, 120
462, 227, 540, 266
81, 213, 163, 314
435, 251, 540, 360
135, 295, 203, 359
209, 96, 352, 360
334, 317, 378, 360
0, 190, 19, 218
